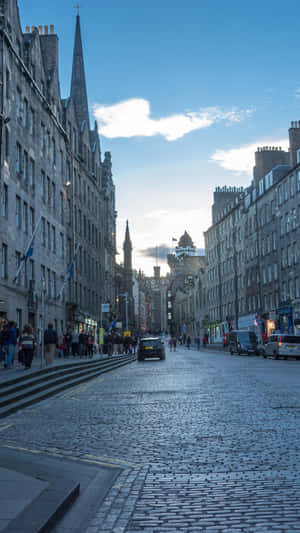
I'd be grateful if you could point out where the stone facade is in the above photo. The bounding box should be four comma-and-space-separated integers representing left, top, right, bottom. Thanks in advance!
0, 1, 116, 335
204, 131, 300, 341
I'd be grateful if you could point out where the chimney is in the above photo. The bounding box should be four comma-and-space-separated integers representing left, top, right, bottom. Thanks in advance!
38, 25, 43, 34
289, 121, 300, 168
25, 26, 30, 33
44, 25, 48, 35
50, 25, 54, 34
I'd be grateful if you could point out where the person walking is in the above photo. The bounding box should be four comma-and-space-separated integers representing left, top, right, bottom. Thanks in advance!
44, 323, 58, 365
20, 324, 35, 369
3, 321, 17, 369
88, 331, 94, 357
196, 336, 201, 350
173, 337, 177, 351
65, 330, 72, 357
187, 336, 191, 349
72, 331, 79, 356
168, 338, 173, 351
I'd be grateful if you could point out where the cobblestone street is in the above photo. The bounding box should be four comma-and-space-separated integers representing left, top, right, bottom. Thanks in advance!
1, 346, 300, 532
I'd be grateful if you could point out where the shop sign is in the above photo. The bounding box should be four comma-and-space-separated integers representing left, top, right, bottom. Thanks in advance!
101, 303, 110, 313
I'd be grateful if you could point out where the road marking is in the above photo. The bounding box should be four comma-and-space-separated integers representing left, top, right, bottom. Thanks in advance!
84, 453, 143, 468
3, 444, 41, 454
59, 378, 104, 399
0, 424, 12, 431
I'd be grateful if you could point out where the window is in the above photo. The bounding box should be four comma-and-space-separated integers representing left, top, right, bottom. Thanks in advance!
286, 212, 290, 233
273, 263, 278, 280
29, 159, 34, 188
292, 208, 296, 230
16, 143, 21, 173
23, 151, 28, 183
1, 244, 7, 279
284, 181, 289, 201
22, 202, 28, 233
298, 170, 300, 193
41, 218, 46, 245
51, 182, 55, 209
40, 123, 45, 152
29, 108, 34, 136
16, 89, 21, 119
15, 251, 21, 285
51, 138, 56, 164
16, 196, 21, 228
46, 177, 50, 205
59, 233, 64, 257
60, 191, 64, 224
5, 126, 9, 159
259, 179, 264, 196
278, 185, 283, 205
23, 98, 28, 128
46, 222, 50, 249
51, 226, 56, 252
47, 268, 51, 297
290, 174, 295, 197
294, 242, 298, 264
2, 184, 7, 217
5, 68, 10, 100
41, 171, 45, 200
29, 208, 34, 236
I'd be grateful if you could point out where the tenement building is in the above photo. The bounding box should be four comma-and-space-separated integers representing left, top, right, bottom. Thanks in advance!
0, 1, 116, 336
204, 130, 300, 342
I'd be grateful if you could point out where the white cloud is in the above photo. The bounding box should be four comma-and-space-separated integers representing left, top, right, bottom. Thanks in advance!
93, 98, 253, 141
295, 88, 300, 99
211, 138, 289, 176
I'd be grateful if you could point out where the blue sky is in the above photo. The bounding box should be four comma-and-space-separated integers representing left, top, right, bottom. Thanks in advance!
20, 0, 300, 274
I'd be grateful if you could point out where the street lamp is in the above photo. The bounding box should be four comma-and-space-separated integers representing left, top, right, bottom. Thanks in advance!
116, 292, 129, 332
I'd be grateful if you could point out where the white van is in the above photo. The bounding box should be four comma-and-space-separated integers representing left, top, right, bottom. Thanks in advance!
264, 334, 300, 359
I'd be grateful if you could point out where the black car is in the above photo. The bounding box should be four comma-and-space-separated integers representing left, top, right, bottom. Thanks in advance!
228, 330, 258, 355
137, 337, 166, 361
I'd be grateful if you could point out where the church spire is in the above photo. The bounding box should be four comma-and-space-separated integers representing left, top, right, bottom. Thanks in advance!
70, 14, 90, 129
123, 220, 132, 272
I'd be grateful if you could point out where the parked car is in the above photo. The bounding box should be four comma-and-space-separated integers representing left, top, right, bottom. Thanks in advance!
228, 330, 258, 355
263, 334, 300, 359
137, 337, 166, 361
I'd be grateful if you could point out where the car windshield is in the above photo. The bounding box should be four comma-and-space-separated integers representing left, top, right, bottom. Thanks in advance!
238, 332, 256, 343
281, 336, 300, 344
140, 339, 160, 347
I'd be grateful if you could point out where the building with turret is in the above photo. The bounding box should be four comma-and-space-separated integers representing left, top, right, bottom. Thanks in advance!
0, 1, 117, 335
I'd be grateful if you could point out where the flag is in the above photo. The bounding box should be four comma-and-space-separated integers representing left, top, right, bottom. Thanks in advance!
25, 237, 34, 259
108, 317, 118, 331
172, 237, 177, 242
67, 246, 79, 280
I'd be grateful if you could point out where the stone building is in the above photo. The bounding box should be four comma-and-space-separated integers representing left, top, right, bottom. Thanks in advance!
167, 232, 206, 339
0, 1, 116, 336
204, 130, 300, 341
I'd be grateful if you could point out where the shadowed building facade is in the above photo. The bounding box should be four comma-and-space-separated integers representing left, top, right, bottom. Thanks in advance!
0, 1, 116, 335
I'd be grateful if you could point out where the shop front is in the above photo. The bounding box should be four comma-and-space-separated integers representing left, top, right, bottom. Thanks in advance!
276, 305, 294, 334
206, 321, 222, 343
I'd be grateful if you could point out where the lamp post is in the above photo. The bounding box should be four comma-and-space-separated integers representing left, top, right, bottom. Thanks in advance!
116, 292, 129, 333
41, 278, 46, 368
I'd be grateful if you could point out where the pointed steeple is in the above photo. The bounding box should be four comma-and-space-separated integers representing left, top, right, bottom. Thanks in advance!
123, 220, 132, 272
70, 14, 90, 128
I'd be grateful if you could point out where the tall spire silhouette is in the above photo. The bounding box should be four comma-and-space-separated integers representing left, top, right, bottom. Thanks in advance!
70, 14, 90, 128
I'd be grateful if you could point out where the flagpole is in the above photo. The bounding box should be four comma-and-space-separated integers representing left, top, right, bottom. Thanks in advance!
56, 242, 80, 301
14, 215, 42, 283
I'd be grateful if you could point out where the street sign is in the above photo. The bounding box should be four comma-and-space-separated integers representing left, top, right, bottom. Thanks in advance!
123, 331, 131, 337
101, 303, 110, 313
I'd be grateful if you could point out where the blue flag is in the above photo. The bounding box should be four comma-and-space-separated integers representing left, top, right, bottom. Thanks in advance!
67, 245, 79, 280
108, 317, 118, 330
26, 238, 34, 259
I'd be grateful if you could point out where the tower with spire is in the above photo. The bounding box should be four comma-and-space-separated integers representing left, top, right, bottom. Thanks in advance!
70, 14, 90, 129
123, 221, 134, 330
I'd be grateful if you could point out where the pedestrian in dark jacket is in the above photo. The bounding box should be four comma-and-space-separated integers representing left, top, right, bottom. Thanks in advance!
3, 321, 17, 369
20, 324, 35, 369
44, 323, 58, 365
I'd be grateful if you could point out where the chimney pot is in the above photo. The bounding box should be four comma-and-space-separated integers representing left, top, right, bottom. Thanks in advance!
50, 24, 54, 34
44, 25, 48, 34
38, 25, 43, 34
25, 26, 30, 33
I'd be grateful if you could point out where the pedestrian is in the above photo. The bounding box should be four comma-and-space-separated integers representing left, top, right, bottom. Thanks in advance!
222, 333, 228, 350
83, 330, 89, 357
196, 336, 201, 350
107, 332, 113, 356
187, 336, 191, 349
168, 338, 173, 351
202, 335, 207, 347
0, 319, 9, 367
72, 331, 79, 356
79, 330, 85, 358
65, 330, 72, 356
2, 321, 17, 369
57, 334, 66, 358
262, 332, 268, 344
20, 324, 35, 369
173, 337, 177, 351
88, 330, 94, 357
44, 323, 58, 365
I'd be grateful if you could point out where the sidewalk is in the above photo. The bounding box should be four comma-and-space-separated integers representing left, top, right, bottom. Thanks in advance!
0, 352, 107, 385
0, 351, 122, 532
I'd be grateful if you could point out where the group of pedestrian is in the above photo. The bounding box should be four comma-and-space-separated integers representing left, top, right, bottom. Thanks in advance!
168, 337, 177, 351
57, 329, 95, 358
0, 319, 98, 370
103, 333, 137, 356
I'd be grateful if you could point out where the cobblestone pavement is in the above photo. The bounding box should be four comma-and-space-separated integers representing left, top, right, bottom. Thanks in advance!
1, 346, 300, 532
